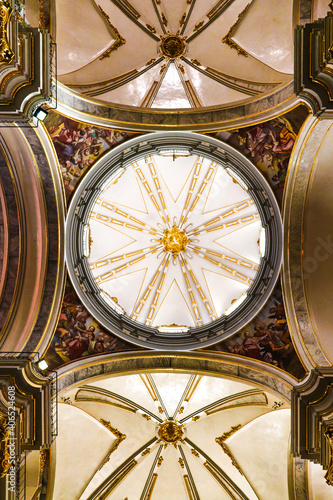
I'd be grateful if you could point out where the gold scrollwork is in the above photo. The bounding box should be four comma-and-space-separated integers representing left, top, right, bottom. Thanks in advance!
215, 425, 243, 474
99, 419, 126, 470
39, 0, 47, 29
179, 13, 186, 27
0, 2, 14, 64
146, 24, 156, 34
158, 421, 185, 448
222, 2, 252, 56
97, 4, 126, 60
325, 427, 333, 486
0, 416, 10, 478
194, 21, 204, 31
39, 448, 50, 474
146, 58, 156, 66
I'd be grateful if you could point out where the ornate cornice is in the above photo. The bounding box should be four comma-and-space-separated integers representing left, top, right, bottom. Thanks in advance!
295, 6, 333, 116
292, 367, 333, 483
0, 1, 52, 122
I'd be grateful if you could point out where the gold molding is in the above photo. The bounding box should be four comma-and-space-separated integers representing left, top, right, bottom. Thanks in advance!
96, 4, 126, 60
0, 416, 10, 478
0, 1, 14, 64
215, 424, 243, 474
324, 427, 333, 486
145, 473, 157, 500
183, 474, 196, 499
157, 421, 185, 448
222, 2, 252, 56
39, 448, 50, 479
139, 374, 158, 402
99, 418, 126, 470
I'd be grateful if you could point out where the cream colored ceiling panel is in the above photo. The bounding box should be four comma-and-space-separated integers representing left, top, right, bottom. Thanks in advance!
188, 0, 224, 28
162, 0, 189, 34
152, 63, 191, 108
185, 406, 271, 498
182, 445, 247, 500
73, 400, 156, 448
151, 446, 187, 500
183, 60, 249, 106
59, 0, 159, 86
313, 0, 331, 20
78, 406, 156, 499
149, 373, 192, 418
92, 376, 160, 416
56, 0, 114, 75
54, 404, 113, 500
308, 461, 333, 499
233, 0, 294, 74
99, 63, 162, 105
25, 450, 40, 500
105, 448, 159, 500
179, 377, 256, 419
188, 0, 286, 84
130, 0, 162, 30
228, 409, 290, 500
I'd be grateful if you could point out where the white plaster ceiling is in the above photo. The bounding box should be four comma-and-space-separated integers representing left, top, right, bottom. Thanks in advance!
313, 0, 331, 20
56, 0, 293, 108
308, 461, 333, 499
53, 372, 291, 499
87, 153, 262, 329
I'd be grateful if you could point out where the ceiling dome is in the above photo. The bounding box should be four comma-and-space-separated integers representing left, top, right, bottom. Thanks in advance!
53, 371, 291, 500
65, 132, 282, 349
56, 0, 293, 110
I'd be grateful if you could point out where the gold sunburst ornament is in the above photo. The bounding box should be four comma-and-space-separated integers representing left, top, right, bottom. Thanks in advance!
160, 32, 187, 59
161, 223, 188, 257
157, 420, 185, 448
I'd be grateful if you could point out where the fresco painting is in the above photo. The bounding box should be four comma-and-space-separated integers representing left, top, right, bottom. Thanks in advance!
204, 283, 305, 379
45, 280, 138, 371
211, 104, 309, 205
44, 110, 138, 202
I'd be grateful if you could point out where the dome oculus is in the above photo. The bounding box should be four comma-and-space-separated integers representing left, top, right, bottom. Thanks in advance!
66, 133, 282, 350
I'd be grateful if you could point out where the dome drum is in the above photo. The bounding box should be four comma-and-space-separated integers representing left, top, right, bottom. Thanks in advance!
66, 132, 283, 350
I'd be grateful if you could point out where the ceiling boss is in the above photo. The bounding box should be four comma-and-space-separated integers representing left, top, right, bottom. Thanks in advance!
157, 420, 185, 448
161, 222, 189, 263
160, 32, 187, 59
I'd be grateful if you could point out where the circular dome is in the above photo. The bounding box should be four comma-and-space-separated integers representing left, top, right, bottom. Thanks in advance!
65, 132, 282, 349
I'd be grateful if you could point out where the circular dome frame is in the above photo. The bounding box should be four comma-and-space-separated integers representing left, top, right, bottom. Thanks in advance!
65, 132, 283, 350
